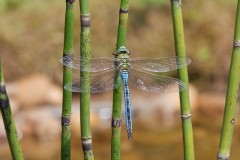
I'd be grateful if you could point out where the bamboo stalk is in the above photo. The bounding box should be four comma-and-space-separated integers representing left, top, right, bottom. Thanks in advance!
79, 0, 94, 159
217, 1, 240, 159
111, 0, 129, 160
61, 0, 75, 159
0, 58, 24, 160
170, 1, 195, 159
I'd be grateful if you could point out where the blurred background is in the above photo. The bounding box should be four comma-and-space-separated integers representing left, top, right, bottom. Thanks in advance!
1, 0, 240, 159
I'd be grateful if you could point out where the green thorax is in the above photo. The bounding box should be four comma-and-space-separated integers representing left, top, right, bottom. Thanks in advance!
115, 46, 131, 71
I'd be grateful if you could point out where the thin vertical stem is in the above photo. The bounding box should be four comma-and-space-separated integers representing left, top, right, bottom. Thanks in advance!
61, 0, 75, 159
0, 58, 24, 160
170, 1, 195, 160
111, 0, 129, 160
217, 1, 240, 159
79, 0, 94, 159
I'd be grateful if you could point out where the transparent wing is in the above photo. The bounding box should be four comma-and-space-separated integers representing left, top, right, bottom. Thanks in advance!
64, 69, 119, 93
128, 68, 186, 93
60, 55, 117, 72
130, 56, 191, 72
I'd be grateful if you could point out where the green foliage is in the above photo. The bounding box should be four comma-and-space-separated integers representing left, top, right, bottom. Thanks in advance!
0, 0, 7, 11
0, 0, 238, 87
197, 46, 211, 62
8, 0, 24, 8
0, 0, 25, 11
130, 0, 167, 9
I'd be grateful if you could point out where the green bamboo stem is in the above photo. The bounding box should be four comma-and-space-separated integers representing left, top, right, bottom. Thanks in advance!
111, 0, 129, 160
217, 1, 240, 159
0, 58, 24, 160
79, 0, 94, 159
61, 0, 75, 159
170, 1, 195, 160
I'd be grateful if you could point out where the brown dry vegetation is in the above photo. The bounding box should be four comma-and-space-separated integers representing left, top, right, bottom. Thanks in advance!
0, 0, 237, 91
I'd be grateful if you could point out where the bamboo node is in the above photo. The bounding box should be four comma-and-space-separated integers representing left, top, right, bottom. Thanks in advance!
0, 99, 10, 109
120, 8, 128, 14
66, 0, 75, 4
63, 51, 73, 57
171, 0, 181, 6
112, 118, 122, 128
230, 118, 235, 124
81, 137, 93, 150
0, 84, 6, 94
61, 115, 71, 126
181, 113, 192, 119
234, 40, 240, 48
80, 14, 90, 27
217, 153, 230, 159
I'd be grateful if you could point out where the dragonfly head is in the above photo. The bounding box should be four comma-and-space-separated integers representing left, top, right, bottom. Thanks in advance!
113, 46, 130, 56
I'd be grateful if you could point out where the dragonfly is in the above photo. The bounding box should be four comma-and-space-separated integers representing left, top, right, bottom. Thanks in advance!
60, 46, 191, 140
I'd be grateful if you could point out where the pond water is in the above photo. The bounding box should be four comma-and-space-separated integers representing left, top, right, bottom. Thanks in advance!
71, 112, 240, 160
2, 110, 239, 160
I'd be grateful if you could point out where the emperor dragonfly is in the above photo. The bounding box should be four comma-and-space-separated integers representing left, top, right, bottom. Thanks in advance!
60, 46, 191, 140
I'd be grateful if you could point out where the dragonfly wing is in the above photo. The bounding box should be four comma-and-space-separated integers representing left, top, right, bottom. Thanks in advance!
130, 56, 191, 72
64, 69, 119, 93
60, 55, 117, 72
128, 68, 187, 93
